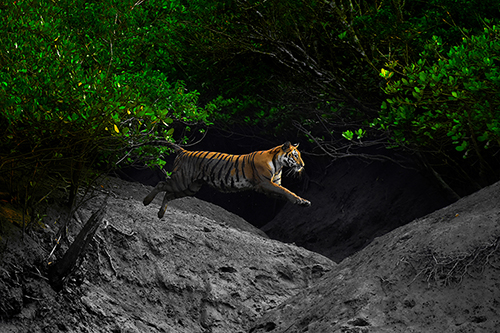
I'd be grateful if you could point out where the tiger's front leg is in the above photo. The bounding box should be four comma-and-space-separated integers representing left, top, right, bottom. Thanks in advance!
257, 181, 311, 207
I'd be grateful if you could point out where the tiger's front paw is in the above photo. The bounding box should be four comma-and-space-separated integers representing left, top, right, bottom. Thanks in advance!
297, 198, 311, 207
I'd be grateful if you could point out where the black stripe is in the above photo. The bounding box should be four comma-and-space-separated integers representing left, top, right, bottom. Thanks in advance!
207, 152, 225, 175
185, 153, 197, 179
224, 155, 235, 186
193, 151, 211, 178
240, 155, 247, 180
262, 175, 272, 181
249, 152, 258, 178
201, 152, 219, 176
199, 151, 212, 166
217, 154, 230, 181
192, 151, 204, 159
234, 156, 240, 183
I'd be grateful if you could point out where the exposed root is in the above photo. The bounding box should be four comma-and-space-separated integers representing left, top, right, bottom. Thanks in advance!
408, 236, 500, 287
95, 234, 118, 277
102, 219, 136, 237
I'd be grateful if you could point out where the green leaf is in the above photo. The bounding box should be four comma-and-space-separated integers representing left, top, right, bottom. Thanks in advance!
355, 129, 365, 139
478, 133, 489, 141
456, 141, 468, 151
342, 130, 354, 141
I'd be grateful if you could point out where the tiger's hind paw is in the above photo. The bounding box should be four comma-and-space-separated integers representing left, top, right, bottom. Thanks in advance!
158, 207, 167, 219
143, 197, 152, 206
143, 193, 155, 206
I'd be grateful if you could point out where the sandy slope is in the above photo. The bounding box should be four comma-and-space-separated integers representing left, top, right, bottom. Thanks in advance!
0, 177, 333, 332
251, 180, 500, 332
1, 177, 500, 332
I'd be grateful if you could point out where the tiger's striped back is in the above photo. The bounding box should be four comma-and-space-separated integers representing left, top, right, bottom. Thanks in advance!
173, 148, 260, 192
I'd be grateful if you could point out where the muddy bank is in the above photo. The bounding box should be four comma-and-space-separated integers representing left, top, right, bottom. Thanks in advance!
0, 177, 333, 332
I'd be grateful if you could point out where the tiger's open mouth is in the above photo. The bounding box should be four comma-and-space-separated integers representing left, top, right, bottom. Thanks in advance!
287, 165, 304, 176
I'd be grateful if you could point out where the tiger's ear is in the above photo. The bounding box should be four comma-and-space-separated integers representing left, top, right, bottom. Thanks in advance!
282, 141, 292, 151
293, 143, 299, 148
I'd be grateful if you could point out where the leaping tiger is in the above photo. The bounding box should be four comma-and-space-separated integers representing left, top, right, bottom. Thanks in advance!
143, 141, 311, 218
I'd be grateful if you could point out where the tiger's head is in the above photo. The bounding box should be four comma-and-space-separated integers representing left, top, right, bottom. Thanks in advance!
280, 141, 305, 174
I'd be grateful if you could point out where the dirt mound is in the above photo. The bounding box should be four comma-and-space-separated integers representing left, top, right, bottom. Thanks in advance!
250, 180, 500, 332
0, 177, 333, 332
262, 155, 456, 262
2, 177, 499, 332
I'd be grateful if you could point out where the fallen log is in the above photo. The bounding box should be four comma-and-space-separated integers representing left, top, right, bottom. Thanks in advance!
49, 199, 107, 291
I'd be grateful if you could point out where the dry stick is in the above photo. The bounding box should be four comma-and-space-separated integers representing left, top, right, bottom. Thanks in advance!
103, 247, 117, 276
107, 223, 135, 237
96, 234, 118, 277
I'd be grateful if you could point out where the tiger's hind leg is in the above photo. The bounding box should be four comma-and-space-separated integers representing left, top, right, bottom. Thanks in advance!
157, 181, 203, 218
143, 178, 203, 218
143, 180, 167, 207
